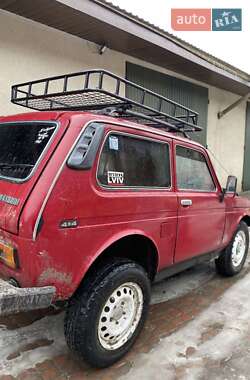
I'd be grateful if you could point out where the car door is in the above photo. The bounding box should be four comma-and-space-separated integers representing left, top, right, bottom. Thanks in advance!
94, 129, 178, 269
174, 141, 226, 263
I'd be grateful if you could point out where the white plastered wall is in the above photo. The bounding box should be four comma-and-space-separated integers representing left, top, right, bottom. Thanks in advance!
0, 9, 246, 189
206, 88, 246, 189
0, 10, 125, 116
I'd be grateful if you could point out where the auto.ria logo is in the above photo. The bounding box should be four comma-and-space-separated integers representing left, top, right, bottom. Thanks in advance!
171, 8, 242, 32
212, 9, 242, 31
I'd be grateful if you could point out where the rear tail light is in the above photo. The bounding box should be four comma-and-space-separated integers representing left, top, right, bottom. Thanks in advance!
0, 241, 19, 269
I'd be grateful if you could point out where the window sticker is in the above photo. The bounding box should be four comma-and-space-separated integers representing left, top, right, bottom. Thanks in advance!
107, 171, 124, 185
35, 126, 55, 144
109, 136, 119, 151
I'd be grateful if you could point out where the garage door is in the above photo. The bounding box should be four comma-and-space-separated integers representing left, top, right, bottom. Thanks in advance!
126, 62, 208, 145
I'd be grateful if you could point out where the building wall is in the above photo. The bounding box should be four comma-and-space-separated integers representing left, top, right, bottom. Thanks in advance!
207, 88, 246, 189
0, 9, 246, 189
0, 10, 125, 116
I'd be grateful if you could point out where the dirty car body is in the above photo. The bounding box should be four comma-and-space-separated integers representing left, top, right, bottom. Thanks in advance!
0, 110, 249, 311
0, 69, 250, 367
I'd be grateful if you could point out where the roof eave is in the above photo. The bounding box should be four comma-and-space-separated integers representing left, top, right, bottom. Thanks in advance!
0, 0, 249, 95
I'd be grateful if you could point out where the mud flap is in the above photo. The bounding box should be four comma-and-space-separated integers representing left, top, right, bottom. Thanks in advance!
0, 278, 56, 316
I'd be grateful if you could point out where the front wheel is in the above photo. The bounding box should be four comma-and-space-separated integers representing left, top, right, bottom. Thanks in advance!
215, 221, 249, 276
64, 259, 150, 368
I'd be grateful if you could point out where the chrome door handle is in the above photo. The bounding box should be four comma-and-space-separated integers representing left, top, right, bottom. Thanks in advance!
181, 199, 192, 207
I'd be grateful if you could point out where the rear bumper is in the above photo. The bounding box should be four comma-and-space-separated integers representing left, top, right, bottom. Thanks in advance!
0, 278, 55, 316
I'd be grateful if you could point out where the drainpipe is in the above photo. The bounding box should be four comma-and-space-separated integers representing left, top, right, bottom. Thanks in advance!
217, 92, 250, 119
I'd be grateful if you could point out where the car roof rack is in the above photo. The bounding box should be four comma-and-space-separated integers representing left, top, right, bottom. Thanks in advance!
11, 69, 202, 138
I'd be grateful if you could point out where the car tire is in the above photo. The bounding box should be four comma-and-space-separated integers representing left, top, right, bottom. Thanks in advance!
215, 221, 249, 276
64, 258, 151, 368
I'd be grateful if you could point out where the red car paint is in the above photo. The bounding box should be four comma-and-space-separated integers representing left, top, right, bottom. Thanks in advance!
0, 111, 249, 299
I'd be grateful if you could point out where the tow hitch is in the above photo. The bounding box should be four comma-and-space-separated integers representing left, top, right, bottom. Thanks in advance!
0, 278, 55, 316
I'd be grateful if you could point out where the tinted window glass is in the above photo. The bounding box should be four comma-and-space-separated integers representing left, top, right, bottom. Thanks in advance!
0, 123, 57, 180
97, 134, 171, 188
176, 146, 215, 191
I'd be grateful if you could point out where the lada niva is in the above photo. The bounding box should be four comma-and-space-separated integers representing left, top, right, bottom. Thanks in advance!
0, 70, 249, 367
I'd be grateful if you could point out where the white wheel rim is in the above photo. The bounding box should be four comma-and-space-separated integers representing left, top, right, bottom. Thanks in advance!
231, 230, 246, 267
98, 282, 143, 350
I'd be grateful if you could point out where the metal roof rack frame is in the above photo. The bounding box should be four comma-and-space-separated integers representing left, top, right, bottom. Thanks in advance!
11, 69, 202, 137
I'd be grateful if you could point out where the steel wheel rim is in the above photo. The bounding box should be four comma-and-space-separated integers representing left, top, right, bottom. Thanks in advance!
231, 230, 246, 267
98, 282, 143, 350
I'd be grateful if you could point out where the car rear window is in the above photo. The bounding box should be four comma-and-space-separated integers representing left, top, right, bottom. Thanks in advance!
0, 122, 57, 181
97, 133, 171, 188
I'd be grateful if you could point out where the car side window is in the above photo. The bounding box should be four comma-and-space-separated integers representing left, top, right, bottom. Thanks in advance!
176, 145, 216, 191
97, 133, 171, 188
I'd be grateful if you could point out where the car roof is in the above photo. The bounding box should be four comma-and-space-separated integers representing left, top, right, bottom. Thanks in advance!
0, 110, 205, 150
70, 112, 205, 149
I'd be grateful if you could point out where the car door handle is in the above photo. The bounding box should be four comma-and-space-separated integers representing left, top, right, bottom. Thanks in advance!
181, 199, 192, 207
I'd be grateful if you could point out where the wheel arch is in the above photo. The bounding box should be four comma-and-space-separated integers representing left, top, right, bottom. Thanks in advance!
75, 232, 159, 294
241, 214, 250, 227
222, 213, 250, 249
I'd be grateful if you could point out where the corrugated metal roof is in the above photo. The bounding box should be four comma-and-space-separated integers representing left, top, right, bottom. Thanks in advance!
0, 0, 249, 95
96, 0, 249, 80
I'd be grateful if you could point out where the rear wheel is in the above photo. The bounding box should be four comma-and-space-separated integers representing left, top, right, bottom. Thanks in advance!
215, 221, 249, 276
64, 259, 150, 368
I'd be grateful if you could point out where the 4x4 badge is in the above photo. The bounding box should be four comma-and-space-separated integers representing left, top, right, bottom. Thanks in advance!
60, 220, 78, 229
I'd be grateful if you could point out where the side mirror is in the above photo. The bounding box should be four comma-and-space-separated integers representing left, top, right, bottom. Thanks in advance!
220, 175, 237, 202
225, 175, 237, 194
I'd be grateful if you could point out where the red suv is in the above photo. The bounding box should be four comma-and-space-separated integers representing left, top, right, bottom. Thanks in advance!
0, 70, 249, 368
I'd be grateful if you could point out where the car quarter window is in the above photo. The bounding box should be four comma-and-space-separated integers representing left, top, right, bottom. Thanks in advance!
97, 133, 171, 188
176, 145, 216, 191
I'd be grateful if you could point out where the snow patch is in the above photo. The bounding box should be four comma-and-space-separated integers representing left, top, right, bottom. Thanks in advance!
0, 258, 248, 377
121, 269, 250, 379
0, 262, 215, 376
0, 313, 67, 376
151, 263, 214, 305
